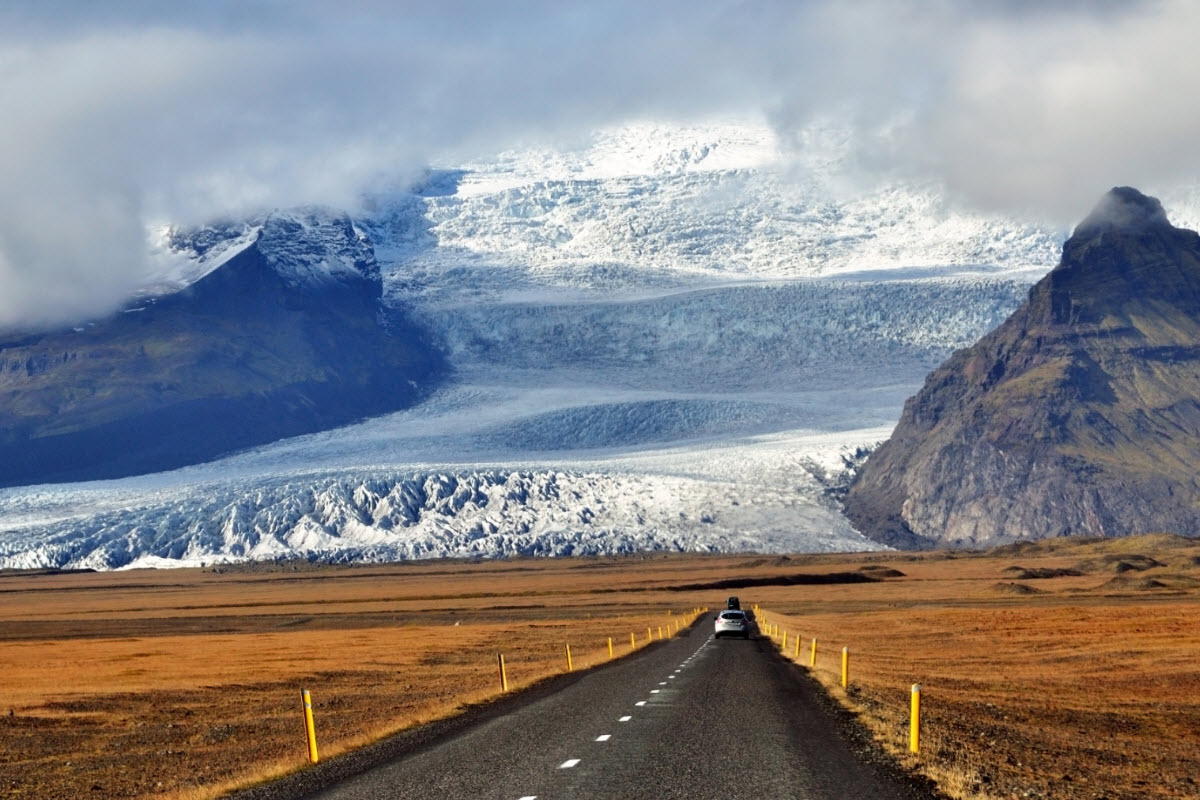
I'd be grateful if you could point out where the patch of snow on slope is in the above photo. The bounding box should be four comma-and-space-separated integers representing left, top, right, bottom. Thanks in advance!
257, 207, 380, 288
143, 221, 260, 293
150, 207, 379, 293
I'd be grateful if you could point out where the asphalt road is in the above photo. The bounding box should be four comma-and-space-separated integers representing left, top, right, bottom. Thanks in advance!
287, 621, 938, 800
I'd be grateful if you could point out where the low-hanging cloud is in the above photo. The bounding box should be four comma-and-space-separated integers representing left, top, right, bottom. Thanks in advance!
1, 0, 1197, 330
914, 0, 1200, 221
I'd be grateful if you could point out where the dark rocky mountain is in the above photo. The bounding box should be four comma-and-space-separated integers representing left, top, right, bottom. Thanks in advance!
844, 187, 1200, 548
0, 209, 445, 487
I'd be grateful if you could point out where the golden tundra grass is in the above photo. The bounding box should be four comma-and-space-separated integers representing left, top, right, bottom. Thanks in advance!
3, 536, 1200, 800
0, 555, 721, 800
756, 534, 1200, 800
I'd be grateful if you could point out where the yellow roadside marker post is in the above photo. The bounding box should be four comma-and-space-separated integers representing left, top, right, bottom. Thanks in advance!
782, 630, 787, 651
910, 684, 922, 753
810, 637, 817, 667
608, 637, 614, 659
647, 627, 652, 643
566, 644, 573, 672
497, 653, 509, 692
301, 689, 319, 764
794, 635, 801, 659
631, 632, 636, 650
841, 647, 849, 689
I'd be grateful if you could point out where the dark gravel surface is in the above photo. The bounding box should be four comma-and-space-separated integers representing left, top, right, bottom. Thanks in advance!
232, 619, 941, 800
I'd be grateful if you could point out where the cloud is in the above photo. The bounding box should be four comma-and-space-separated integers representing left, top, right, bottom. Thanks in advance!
0, 0, 1197, 329
913, 0, 1200, 221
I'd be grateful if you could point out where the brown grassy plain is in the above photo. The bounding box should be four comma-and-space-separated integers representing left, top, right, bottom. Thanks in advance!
2, 535, 1199, 800
0, 555, 718, 800
756, 534, 1200, 800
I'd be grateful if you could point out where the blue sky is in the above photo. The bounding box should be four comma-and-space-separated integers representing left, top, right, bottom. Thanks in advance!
1, 0, 1195, 329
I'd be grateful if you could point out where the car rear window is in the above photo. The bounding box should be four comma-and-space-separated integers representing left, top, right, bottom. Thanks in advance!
719, 611, 744, 620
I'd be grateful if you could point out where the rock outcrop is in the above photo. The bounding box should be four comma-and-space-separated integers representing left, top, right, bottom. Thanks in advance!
844, 188, 1200, 547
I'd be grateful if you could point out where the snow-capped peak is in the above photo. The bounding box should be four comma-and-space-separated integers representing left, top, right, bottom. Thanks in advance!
154, 206, 379, 295
256, 207, 379, 289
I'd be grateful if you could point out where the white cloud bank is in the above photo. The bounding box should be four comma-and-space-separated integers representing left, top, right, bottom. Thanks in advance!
1, 0, 1198, 329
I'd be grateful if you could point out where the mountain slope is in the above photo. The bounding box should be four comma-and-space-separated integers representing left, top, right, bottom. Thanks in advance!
0, 209, 444, 487
844, 188, 1200, 547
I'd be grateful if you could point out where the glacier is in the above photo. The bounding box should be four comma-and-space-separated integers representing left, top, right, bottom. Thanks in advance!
0, 119, 1070, 569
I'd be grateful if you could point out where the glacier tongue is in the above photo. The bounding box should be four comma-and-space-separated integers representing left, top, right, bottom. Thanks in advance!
415, 278, 1030, 393
0, 450, 877, 570
0, 118, 1073, 569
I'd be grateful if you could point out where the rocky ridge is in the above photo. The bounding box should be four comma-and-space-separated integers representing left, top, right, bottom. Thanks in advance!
844, 188, 1200, 547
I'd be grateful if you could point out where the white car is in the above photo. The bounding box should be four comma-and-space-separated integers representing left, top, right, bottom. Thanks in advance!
714, 609, 750, 639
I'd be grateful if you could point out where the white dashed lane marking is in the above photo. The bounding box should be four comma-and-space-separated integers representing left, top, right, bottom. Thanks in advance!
515, 624, 718, 800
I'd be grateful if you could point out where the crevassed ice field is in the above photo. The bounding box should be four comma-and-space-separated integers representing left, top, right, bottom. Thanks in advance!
1, 119, 1081, 569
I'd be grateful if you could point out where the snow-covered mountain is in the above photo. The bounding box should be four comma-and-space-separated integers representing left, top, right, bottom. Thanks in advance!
0, 119, 1069, 569
0, 204, 442, 488
142, 207, 380, 297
